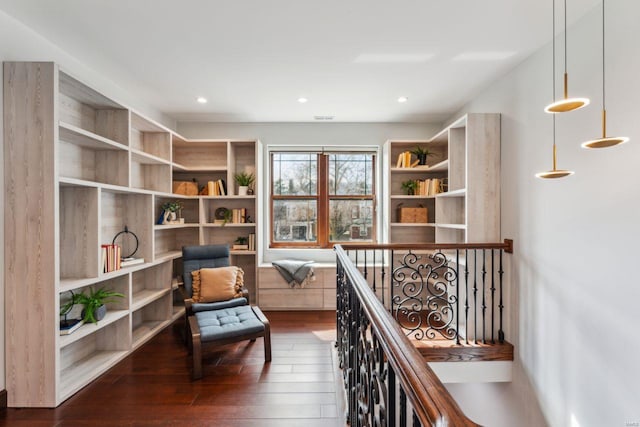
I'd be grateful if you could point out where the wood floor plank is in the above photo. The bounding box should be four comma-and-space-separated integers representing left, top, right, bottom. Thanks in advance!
0, 311, 344, 426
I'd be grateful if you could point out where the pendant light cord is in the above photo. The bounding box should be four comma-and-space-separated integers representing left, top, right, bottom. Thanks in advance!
602, 0, 606, 111
552, 0, 557, 151
563, 0, 567, 74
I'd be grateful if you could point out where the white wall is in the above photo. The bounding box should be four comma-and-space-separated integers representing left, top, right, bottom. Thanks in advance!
446, 2, 640, 426
177, 122, 440, 263
0, 9, 177, 394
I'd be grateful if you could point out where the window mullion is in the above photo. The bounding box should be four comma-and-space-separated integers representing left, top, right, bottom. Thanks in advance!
317, 153, 328, 248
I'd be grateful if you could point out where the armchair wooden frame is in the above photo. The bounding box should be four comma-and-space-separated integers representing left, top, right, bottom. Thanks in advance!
181, 244, 271, 380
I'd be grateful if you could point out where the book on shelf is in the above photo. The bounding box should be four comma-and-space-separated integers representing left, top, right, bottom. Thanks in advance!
231, 208, 247, 223
59, 318, 83, 335
396, 151, 417, 168
414, 178, 444, 196
205, 179, 227, 196
218, 179, 226, 196
248, 233, 256, 251
121, 257, 144, 267
101, 244, 122, 273
232, 244, 249, 250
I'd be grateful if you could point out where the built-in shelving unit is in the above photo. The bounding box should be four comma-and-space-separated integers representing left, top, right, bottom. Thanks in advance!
3, 62, 260, 408
384, 114, 500, 245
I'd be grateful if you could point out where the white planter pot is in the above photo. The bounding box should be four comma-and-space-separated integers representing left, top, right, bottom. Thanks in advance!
238, 186, 249, 196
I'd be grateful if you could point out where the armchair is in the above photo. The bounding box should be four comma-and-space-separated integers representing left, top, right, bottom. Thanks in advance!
182, 244, 271, 380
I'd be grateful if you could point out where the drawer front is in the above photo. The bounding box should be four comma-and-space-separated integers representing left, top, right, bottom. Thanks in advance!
258, 289, 324, 309
323, 288, 337, 309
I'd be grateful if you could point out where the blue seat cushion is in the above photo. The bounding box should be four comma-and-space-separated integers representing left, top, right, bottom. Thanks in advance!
192, 297, 247, 313
195, 305, 265, 342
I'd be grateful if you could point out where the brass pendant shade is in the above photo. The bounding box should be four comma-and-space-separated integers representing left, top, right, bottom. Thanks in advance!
581, 0, 629, 149
536, 143, 574, 179
536, 116, 574, 179
537, 0, 574, 180
582, 110, 629, 149
544, 0, 589, 114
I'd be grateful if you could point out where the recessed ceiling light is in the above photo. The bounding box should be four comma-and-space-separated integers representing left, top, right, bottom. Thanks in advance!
196, 97, 208, 104
398, 96, 408, 103
452, 51, 516, 61
298, 97, 308, 103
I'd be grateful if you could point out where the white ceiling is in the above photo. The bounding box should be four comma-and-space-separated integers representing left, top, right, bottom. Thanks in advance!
0, 0, 600, 123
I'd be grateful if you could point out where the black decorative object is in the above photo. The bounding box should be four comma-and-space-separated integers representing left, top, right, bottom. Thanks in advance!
214, 207, 229, 221
112, 225, 139, 259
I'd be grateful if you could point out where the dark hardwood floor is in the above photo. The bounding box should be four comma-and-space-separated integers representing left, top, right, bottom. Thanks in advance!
0, 311, 344, 426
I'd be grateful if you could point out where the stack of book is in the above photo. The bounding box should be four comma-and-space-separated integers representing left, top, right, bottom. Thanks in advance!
101, 244, 121, 273
416, 178, 445, 196
231, 208, 247, 223
204, 179, 226, 196
248, 233, 256, 251
396, 151, 419, 168
60, 318, 83, 335
121, 257, 144, 268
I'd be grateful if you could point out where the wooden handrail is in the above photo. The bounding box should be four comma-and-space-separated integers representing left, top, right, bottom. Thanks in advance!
340, 238, 513, 253
336, 245, 479, 426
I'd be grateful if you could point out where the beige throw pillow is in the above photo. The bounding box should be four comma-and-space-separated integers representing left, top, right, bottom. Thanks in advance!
191, 266, 244, 303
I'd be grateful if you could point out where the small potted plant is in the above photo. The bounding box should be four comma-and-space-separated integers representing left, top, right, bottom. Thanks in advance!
234, 172, 255, 196
161, 200, 183, 222
411, 146, 432, 166
61, 287, 124, 324
401, 180, 419, 195
233, 236, 249, 250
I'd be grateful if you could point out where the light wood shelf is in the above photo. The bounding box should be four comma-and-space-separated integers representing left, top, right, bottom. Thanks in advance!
131, 288, 171, 311
201, 223, 256, 228
172, 163, 227, 172
153, 223, 200, 230
132, 320, 171, 349
390, 195, 436, 200
385, 114, 500, 246
390, 159, 448, 173
131, 149, 172, 166
4, 61, 260, 408
437, 188, 467, 198
59, 310, 129, 348
390, 223, 436, 227
230, 250, 257, 256
59, 121, 128, 151
436, 223, 467, 230
59, 350, 129, 401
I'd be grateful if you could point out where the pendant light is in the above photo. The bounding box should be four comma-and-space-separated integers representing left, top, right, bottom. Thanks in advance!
544, 0, 590, 113
582, 0, 629, 149
537, 0, 574, 179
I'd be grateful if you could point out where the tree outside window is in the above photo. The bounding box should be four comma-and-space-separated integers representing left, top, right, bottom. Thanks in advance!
271, 151, 375, 248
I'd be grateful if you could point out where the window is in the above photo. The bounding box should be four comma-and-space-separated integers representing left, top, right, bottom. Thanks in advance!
271, 151, 376, 248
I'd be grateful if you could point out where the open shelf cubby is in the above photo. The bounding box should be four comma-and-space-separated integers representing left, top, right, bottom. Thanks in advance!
58, 71, 129, 146
59, 184, 100, 281
131, 261, 172, 311
130, 112, 171, 162
132, 293, 172, 349
59, 314, 130, 400
100, 190, 153, 266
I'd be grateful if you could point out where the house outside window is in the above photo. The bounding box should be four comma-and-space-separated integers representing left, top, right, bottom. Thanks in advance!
270, 151, 376, 248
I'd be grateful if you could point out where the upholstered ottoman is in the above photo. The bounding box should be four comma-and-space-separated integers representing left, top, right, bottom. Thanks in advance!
189, 304, 271, 379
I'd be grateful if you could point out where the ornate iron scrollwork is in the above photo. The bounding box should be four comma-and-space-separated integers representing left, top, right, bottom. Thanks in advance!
391, 250, 459, 341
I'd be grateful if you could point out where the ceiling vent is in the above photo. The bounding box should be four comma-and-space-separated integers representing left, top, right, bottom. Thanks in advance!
314, 115, 335, 121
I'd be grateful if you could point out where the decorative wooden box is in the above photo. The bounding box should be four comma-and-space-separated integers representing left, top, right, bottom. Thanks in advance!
172, 181, 198, 195
397, 206, 428, 223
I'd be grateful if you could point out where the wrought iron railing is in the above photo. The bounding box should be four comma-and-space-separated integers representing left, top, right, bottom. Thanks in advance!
336, 244, 484, 427
340, 241, 512, 345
